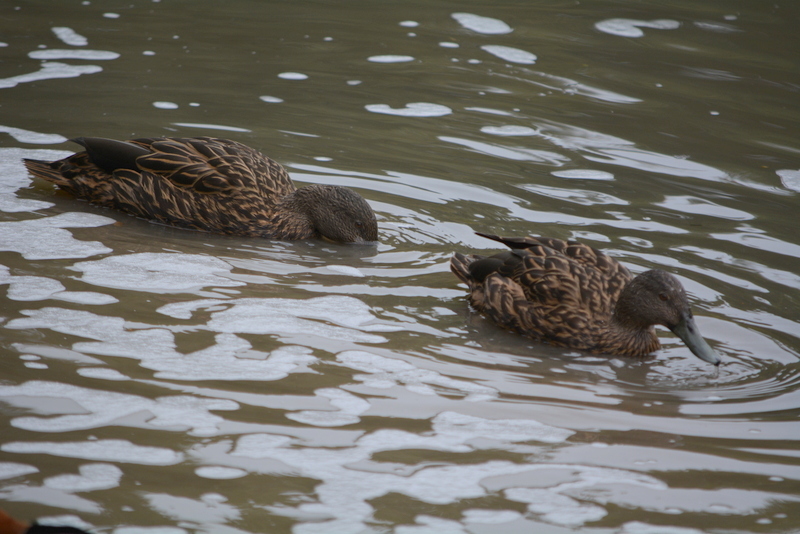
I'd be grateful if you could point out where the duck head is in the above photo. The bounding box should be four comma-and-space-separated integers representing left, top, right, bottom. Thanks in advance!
296, 185, 378, 244
616, 270, 721, 365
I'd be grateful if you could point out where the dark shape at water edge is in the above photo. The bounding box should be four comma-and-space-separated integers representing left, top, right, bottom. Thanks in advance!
0, 509, 92, 534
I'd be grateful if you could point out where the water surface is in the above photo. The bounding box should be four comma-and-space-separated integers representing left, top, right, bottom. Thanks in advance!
1, 1, 799, 532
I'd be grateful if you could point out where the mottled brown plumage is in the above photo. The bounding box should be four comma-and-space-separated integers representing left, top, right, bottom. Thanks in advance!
451, 232, 721, 364
24, 136, 378, 243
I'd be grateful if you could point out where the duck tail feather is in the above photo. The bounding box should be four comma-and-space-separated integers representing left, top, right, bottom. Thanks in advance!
23, 158, 71, 187
450, 252, 477, 284
475, 232, 536, 250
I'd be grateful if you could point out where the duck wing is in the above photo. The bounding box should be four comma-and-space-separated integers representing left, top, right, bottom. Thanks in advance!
25, 137, 296, 236
130, 137, 295, 198
476, 232, 633, 315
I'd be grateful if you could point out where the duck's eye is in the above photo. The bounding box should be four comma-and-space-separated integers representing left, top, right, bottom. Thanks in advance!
354, 221, 364, 229
658, 292, 669, 301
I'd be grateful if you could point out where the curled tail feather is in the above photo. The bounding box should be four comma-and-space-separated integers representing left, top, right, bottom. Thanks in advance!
450, 252, 476, 285
23, 159, 70, 187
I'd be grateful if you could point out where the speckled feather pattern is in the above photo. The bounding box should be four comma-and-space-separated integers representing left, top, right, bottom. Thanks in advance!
24, 136, 377, 242
451, 233, 662, 356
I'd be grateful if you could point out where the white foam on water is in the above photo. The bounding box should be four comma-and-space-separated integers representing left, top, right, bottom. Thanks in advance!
208, 408, 580, 532
0, 461, 38, 480
520, 183, 628, 206
0, 62, 103, 89
396, 516, 464, 533
337, 351, 497, 401
29, 49, 120, 60
451, 13, 512, 34
433, 411, 574, 444
76, 367, 130, 381
326, 264, 365, 277
157, 295, 391, 342
621, 522, 705, 534
142, 492, 240, 524
44, 463, 123, 492
278, 72, 308, 80
259, 95, 284, 103
12, 343, 105, 365
655, 195, 753, 220
552, 169, 615, 180
231, 434, 293, 458
0, 126, 67, 145
0, 267, 116, 304
368, 55, 415, 63
52, 27, 88, 46
481, 125, 536, 136
505, 487, 608, 526
7, 305, 322, 381
114, 528, 188, 534
462, 509, 523, 524
595, 18, 681, 37
147, 337, 318, 382
153, 101, 178, 109
286, 388, 371, 427
172, 122, 251, 132
440, 136, 568, 165
503, 71, 642, 104
777, 169, 800, 192
0, 380, 237, 437
195, 466, 247, 479
0, 213, 114, 260
480, 45, 537, 64
528, 120, 729, 181
465, 106, 515, 116
365, 102, 452, 117
71, 253, 245, 293
32, 515, 95, 531
2, 439, 182, 465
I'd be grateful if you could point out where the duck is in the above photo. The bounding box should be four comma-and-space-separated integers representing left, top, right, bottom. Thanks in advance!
450, 232, 721, 365
24, 136, 378, 243
0, 509, 91, 534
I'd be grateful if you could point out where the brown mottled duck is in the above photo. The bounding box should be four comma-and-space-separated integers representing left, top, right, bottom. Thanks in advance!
24, 136, 378, 243
451, 232, 721, 365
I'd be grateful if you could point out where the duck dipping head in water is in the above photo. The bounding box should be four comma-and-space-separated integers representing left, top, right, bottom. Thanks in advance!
24, 136, 378, 244
451, 232, 721, 365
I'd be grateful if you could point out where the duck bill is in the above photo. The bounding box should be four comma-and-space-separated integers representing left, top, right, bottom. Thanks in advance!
670, 313, 721, 366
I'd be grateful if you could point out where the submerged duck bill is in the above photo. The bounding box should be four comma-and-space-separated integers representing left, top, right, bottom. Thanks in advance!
670, 314, 721, 366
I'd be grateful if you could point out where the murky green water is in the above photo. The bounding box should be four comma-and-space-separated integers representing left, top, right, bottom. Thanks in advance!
1, 1, 799, 532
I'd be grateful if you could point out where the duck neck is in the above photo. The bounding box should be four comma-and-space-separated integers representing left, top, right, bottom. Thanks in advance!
600, 315, 661, 357
599, 277, 662, 357
268, 188, 318, 240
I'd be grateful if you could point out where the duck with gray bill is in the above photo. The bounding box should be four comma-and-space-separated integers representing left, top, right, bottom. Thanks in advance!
451, 232, 721, 365
24, 136, 378, 243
